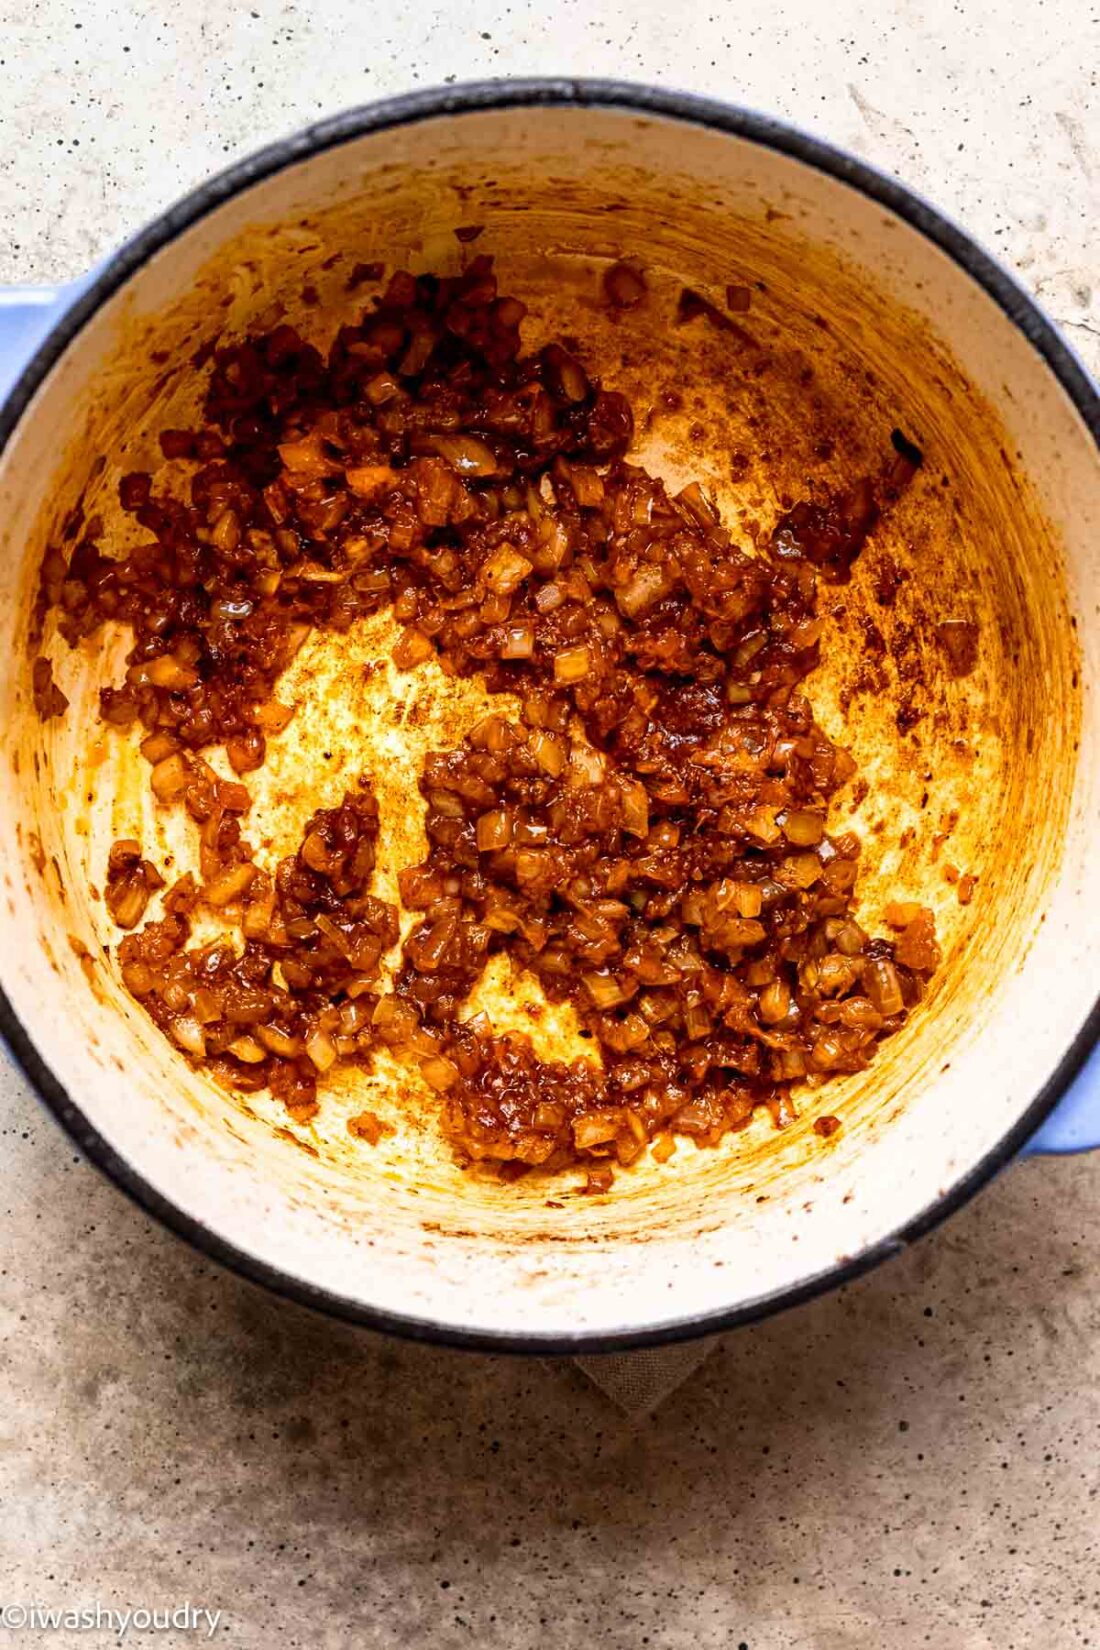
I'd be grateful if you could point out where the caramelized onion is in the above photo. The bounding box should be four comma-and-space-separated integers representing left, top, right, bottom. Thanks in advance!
58, 254, 934, 1185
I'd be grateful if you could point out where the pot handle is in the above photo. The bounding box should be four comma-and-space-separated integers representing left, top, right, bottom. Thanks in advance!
1021, 1040, 1100, 1155
0, 284, 78, 405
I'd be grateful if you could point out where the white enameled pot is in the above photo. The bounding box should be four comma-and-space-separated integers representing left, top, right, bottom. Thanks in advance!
0, 82, 1097, 1350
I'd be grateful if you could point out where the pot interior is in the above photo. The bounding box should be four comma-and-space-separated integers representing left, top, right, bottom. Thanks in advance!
0, 100, 1096, 1340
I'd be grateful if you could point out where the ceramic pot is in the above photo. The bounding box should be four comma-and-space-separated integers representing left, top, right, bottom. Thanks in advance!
1, 82, 1096, 1349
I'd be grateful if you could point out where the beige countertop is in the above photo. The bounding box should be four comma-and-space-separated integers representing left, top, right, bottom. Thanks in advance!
0, 2, 1097, 1644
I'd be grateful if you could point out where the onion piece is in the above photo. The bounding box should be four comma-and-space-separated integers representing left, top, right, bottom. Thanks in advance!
257, 1026, 302, 1058
346, 463, 398, 498
171, 1016, 207, 1057
392, 628, 433, 670
499, 622, 534, 660
782, 809, 825, 847
229, 1035, 266, 1064
534, 580, 565, 614
305, 1029, 337, 1072
481, 545, 532, 596
573, 1112, 620, 1149
528, 730, 565, 778
553, 644, 591, 684
758, 979, 792, 1025
421, 1056, 460, 1092
475, 810, 511, 852
150, 752, 190, 802
615, 564, 671, 618
430, 434, 498, 477
583, 972, 628, 1009
203, 863, 257, 908
865, 958, 904, 1017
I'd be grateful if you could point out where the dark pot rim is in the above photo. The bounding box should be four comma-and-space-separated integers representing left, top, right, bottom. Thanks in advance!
1, 78, 1097, 1354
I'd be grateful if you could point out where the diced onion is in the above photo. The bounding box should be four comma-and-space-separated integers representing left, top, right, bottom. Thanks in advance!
782, 810, 825, 847
431, 435, 498, 477
150, 752, 190, 802
305, 1029, 337, 1072
420, 1056, 460, 1092
865, 958, 904, 1017
481, 546, 532, 596
229, 1035, 266, 1063
573, 1112, 620, 1149
616, 564, 670, 618
553, 644, 591, 684
87, 260, 938, 1193
171, 1016, 207, 1057
203, 863, 257, 908
475, 810, 511, 852
499, 622, 534, 659
583, 972, 628, 1009
528, 730, 565, 778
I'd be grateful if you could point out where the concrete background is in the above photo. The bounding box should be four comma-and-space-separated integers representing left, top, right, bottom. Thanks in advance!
0, 2, 1097, 1645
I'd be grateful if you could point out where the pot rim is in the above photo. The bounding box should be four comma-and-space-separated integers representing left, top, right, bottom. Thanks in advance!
1, 77, 1097, 1353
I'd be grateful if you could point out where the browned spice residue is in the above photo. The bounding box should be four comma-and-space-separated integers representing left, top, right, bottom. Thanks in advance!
603, 262, 648, 310
67, 933, 97, 986
32, 656, 68, 720
27, 830, 46, 877
345, 260, 384, 292
348, 1109, 393, 1145
935, 619, 980, 679
676, 286, 758, 349
38, 257, 939, 1185
872, 552, 907, 609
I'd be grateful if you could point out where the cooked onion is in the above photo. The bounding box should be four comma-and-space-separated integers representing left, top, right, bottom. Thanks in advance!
475, 810, 511, 852
305, 1029, 337, 1072
481, 545, 532, 596
865, 958, 904, 1017
553, 643, 591, 684
69, 254, 933, 1187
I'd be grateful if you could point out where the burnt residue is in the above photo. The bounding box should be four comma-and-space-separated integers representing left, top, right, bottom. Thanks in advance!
274, 1126, 320, 1159
346, 260, 385, 292
872, 552, 908, 608
935, 620, 980, 679
31, 657, 68, 721
890, 427, 924, 470
67, 933, 97, 987
26, 830, 46, 877
675, 285, 759, 349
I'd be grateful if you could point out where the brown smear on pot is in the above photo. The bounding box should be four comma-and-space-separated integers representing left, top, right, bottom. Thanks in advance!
10, 148, 1078, 1246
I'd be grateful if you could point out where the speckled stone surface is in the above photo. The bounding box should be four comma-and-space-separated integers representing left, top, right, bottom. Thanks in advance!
0, 4, 1098, 1645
